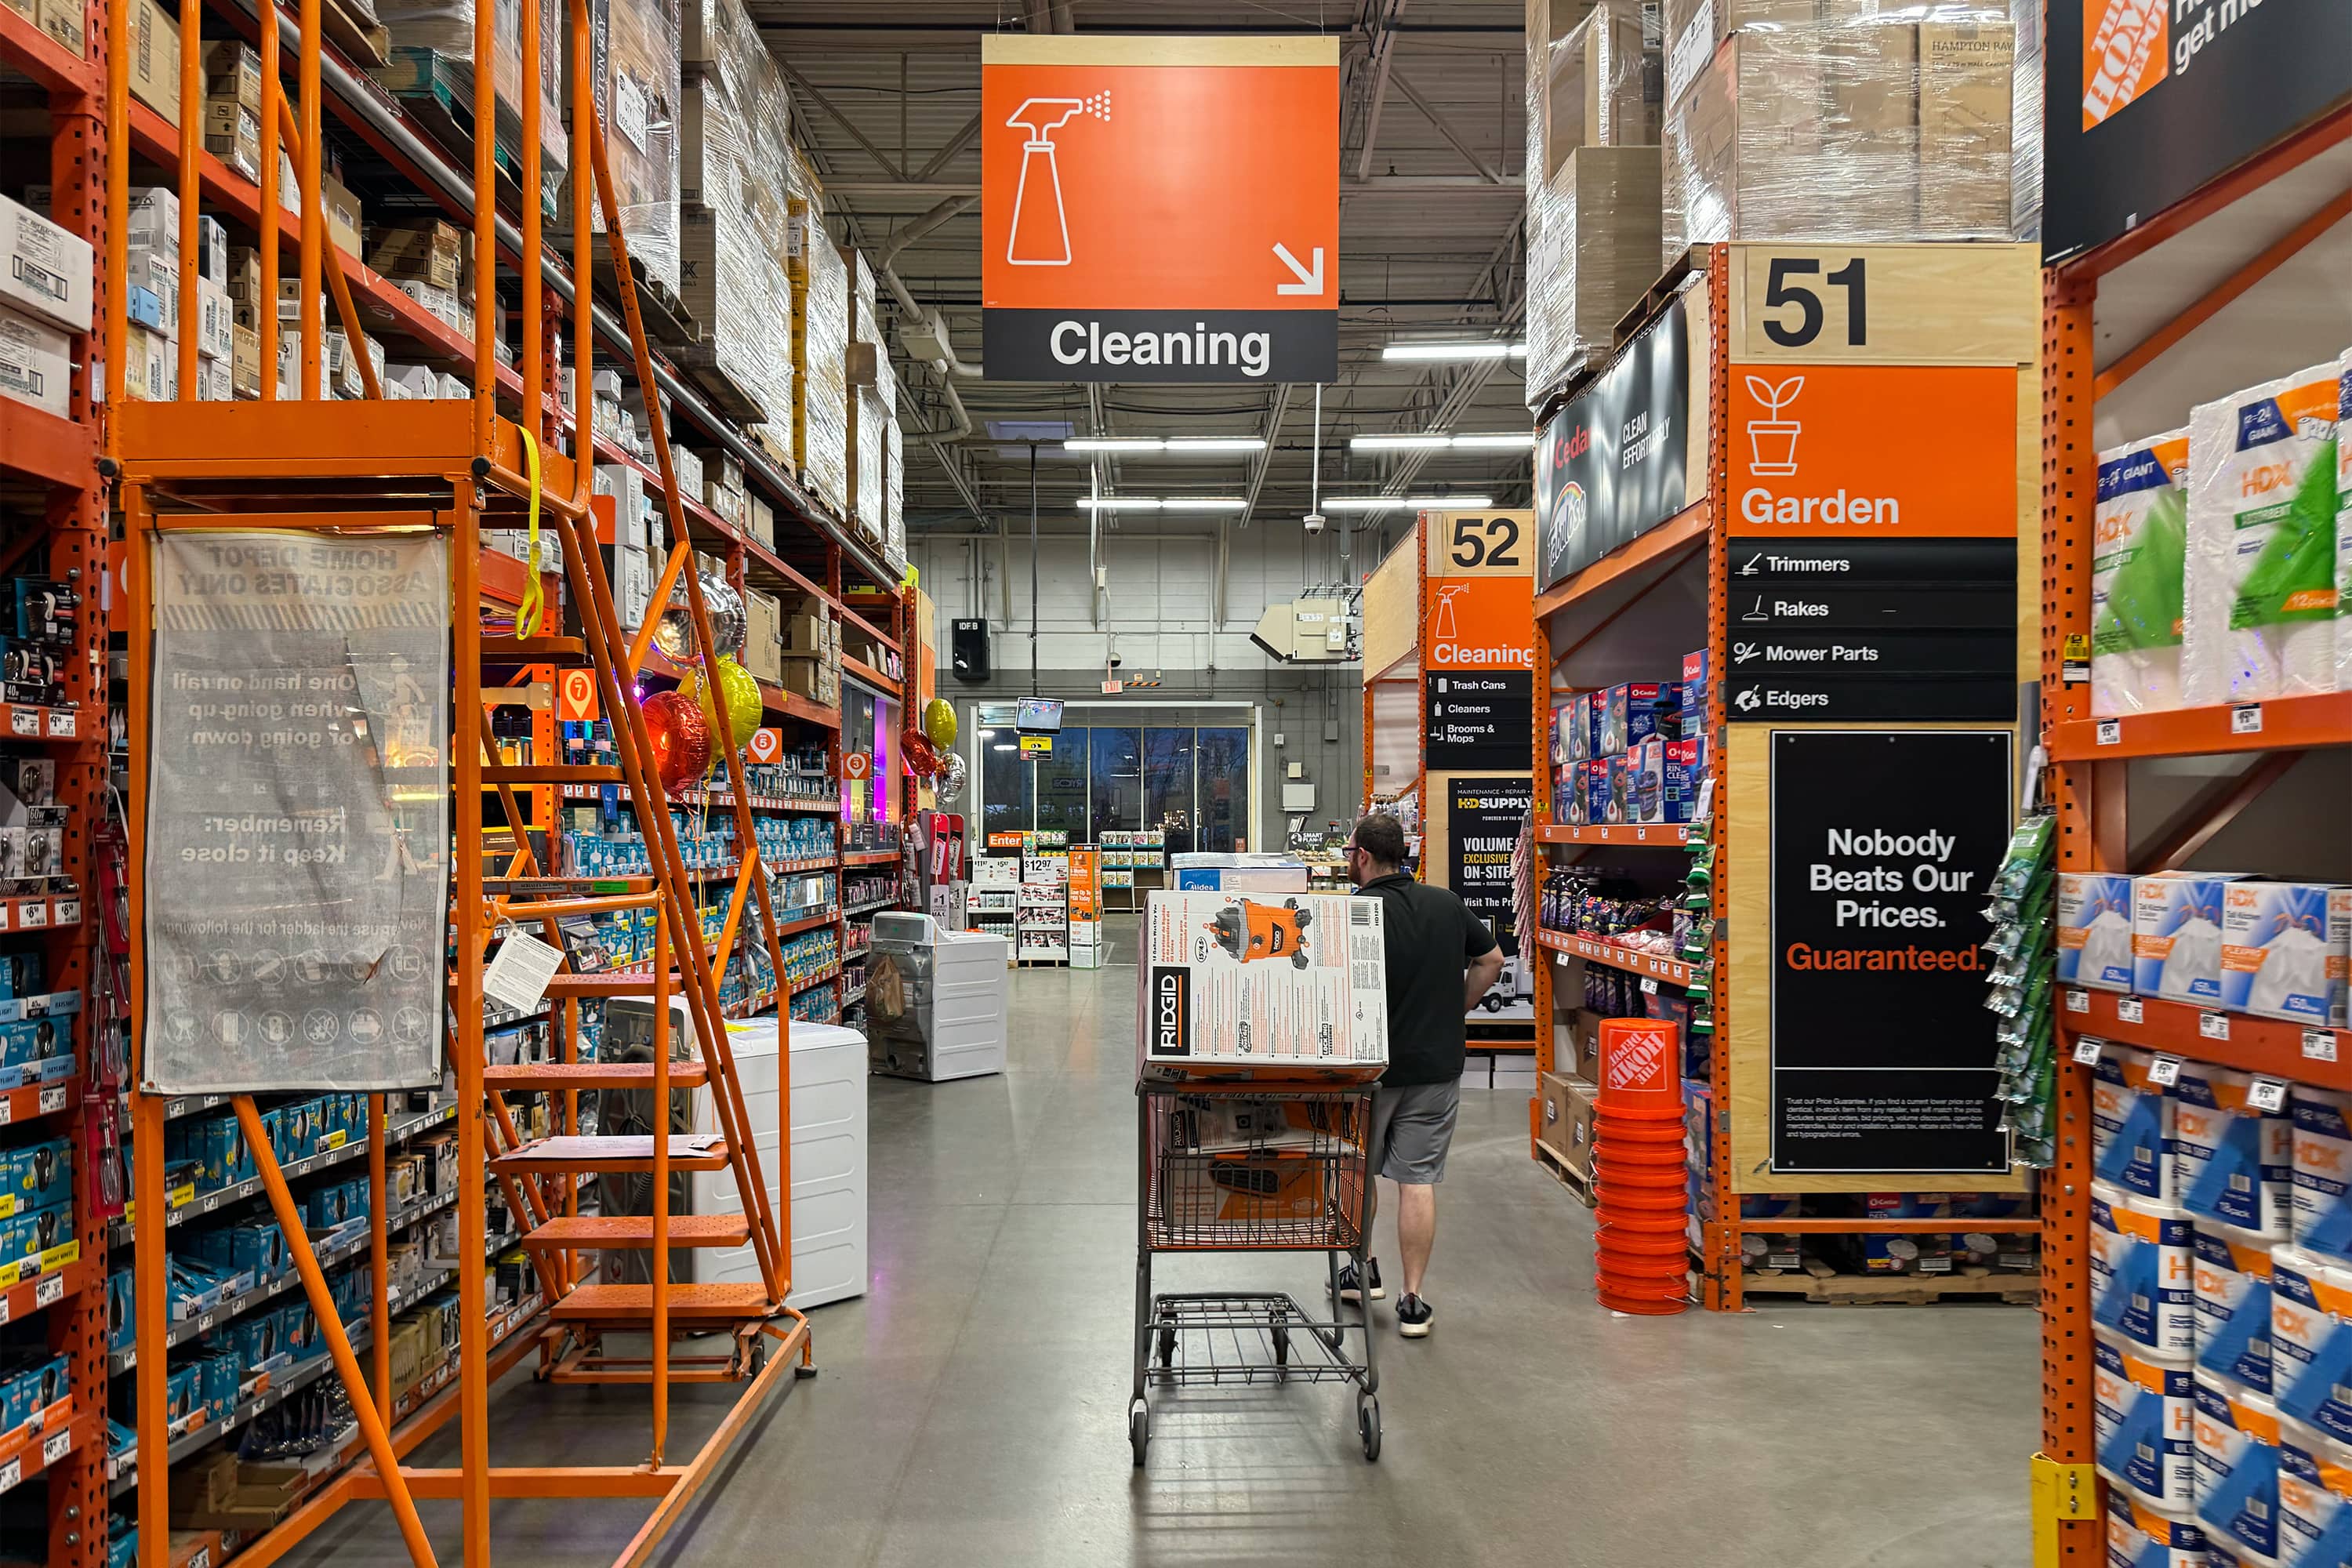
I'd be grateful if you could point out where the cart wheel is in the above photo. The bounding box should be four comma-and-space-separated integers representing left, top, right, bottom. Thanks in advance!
1130, 1399, 1150, 1467
1156, 1326, 1176, 1368
1358, 1395, 1381, 1462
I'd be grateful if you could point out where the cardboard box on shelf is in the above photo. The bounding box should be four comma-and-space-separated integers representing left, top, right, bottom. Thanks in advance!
194, 278, 231, 363
320, 172, 362, 259
0, 307, 70, 419
369, 219, 466, 292
202, 39, 262, 112
1537, 1071, 1599, 1181
0, 194, 93, 334
126, 0, 180, 125
1916, 18, 2015, 236
742, 589, 782, 683
1135, 891, 1389, 1081
1545, 0, 1657, 165
122, 321, 171, 401
230, 323, 261, 398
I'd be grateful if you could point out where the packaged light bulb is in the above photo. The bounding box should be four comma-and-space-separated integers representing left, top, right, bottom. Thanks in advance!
2221, 881, 2349, 1028
2095, 1331, 2198, 1511
2092, 1180, 2196, 1359
2092, 430, 2191, 717
2194, 1372, 2284, 1563
2105, 1497, 2209, 1568
2195, 1221, 2278, 1394
2134, 872, 2250, 1006
2059, 872, 2136, 992
2183, 364, 2341, 703
2272, 1248, 2352, 1446
2093, 1046, 2179, 1205
2174, 1061, 2293, 1238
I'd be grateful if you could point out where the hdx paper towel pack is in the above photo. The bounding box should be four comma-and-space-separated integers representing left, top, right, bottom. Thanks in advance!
2107, 1497, 2210, 1568
2183, 364, 2340, 704
2061, 872, 2136, 993
2094, 430, 2192, 717
2271, 1247, 2352, 1447
2295, 1086, 2352, 1265
2194, 1222, 2277, 1394
2096, 1331, 2199, 1511
2095, 1045, 2180, 1205
2175, 1061, 2293, 1238
2194, 1371, 2284, 1563
2093, 1180, 2197, 1359
2278, 1417, 2352, 1566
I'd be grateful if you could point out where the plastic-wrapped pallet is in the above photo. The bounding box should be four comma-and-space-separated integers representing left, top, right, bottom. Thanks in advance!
559, 0, 680, 294
2091, 430, 2190, 717
2182, 365, 2340, 703
1662, 9, 2015, 258
792, 229, 851, 511
677, 57, 792, 427
848, 250, 884, 542
881, 351, 906, 575
373, 0, 566, 198
2008, 0, 2042, 241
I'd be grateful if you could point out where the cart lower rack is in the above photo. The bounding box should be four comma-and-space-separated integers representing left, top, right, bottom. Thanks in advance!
1131, 1082, 1382, 1464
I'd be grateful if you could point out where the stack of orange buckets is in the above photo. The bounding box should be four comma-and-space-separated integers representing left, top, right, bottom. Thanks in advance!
1592, 1017, 1690, 1315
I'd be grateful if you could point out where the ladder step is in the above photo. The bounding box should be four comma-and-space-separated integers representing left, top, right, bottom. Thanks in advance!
484, 1061, 709, 1091
490, 1135, 731, 1174
524, 1214, 750, 1249
549, 1282, 778, 1323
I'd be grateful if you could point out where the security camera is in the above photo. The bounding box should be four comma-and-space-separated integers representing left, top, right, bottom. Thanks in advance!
1302, 511, 1326, 535
1110, 655, 1123, 668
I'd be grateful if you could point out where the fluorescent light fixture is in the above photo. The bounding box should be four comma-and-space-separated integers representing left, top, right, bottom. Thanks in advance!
1063, 437, 1267, 454
1320, 495, 1494, 512
1348, 434, 1454, 452
1348, 432, 1533, 452
1381, 341, 1526, 361
1163, 437, 1265, 453
1076, 496, 1249, 512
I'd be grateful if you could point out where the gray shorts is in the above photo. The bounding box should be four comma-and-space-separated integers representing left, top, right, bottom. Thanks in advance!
1369, 1080, 1461, 1185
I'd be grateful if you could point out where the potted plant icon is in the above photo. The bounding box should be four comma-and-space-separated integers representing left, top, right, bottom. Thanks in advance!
1744, 375, 1804, 476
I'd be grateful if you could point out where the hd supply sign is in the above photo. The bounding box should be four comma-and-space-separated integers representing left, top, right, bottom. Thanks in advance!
2050, 0, 2352, 261
980, 36, 1338, 383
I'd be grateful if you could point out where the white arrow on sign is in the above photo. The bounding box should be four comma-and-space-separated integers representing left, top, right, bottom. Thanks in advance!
1273, 243, 1325, 296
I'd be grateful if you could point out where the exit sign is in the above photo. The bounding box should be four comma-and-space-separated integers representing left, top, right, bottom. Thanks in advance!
1100, 680, 1123, 694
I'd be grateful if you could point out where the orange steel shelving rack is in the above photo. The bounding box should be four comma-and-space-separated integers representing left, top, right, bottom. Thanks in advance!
91, 0, 907, 1559
0, 4, 117, 1566
2032, 96, 2352, 1567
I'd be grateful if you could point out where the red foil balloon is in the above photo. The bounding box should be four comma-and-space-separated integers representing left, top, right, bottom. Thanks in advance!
643, 688, 710, 793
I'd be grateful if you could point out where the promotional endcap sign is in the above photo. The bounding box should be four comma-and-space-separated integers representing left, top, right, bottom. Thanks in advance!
980, 35, 1338, 383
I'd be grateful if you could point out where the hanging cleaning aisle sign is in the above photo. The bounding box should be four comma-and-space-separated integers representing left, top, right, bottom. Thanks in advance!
979, 35, 1339, 383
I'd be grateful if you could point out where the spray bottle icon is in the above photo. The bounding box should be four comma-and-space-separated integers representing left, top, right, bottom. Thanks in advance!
1005, 93, 1109, 267
1433, 585, 1470, 641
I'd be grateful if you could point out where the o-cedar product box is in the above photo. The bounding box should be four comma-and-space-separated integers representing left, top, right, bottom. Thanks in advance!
1137, 891, 1388, 1082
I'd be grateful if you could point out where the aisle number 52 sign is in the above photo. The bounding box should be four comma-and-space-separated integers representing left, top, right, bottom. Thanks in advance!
1728, 245, 2038, 366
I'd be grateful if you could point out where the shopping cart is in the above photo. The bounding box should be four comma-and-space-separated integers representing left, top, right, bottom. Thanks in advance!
1131, 1081, 1382, 1464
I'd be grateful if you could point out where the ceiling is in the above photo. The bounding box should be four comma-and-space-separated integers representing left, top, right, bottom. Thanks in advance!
752, 0, 1534, 541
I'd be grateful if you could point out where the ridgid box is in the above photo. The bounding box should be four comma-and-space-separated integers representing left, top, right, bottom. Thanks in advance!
1136, 891, 1388, 1082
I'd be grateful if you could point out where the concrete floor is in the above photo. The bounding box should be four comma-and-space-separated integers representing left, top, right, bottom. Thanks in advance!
280, 921, 2038, 1567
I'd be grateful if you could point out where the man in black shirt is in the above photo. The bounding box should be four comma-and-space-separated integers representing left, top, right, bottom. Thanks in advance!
1339, 813, 1503, 1337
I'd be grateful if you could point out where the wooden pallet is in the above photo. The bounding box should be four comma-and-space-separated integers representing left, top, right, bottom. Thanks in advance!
1739, 1261, 2038, 1306
670, 345, 769, 426
591, 235, 699, 347
325, 0, 391, 68
1613, 242, 1715, 350
1533, 1139, 1594, 1208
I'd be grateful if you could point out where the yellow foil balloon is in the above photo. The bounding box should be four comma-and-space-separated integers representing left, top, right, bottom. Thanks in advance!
688, 656, 764, 760
922, 697, 956, 750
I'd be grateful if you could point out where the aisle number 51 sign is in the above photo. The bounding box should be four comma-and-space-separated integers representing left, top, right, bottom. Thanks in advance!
1728, 245, 2039, 365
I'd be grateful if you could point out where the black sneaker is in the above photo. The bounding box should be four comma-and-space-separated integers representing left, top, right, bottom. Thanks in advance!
1396, 1294, 1433, 1338
1332, 1259, 1385, 1304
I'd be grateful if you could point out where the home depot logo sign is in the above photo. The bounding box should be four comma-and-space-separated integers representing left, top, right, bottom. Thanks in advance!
2082, 0, 2166, 129
1604, 1026, 1672, 1095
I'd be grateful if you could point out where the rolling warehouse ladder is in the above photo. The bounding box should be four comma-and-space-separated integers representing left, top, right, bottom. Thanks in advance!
109, 0, 811, 1555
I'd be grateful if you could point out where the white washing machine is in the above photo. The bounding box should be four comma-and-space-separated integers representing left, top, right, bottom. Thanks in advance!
866, 913, 1010, 1081
690, 1018, 869, 1309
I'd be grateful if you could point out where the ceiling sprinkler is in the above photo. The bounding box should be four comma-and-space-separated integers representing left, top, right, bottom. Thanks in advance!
1006, 93, 1110, 267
